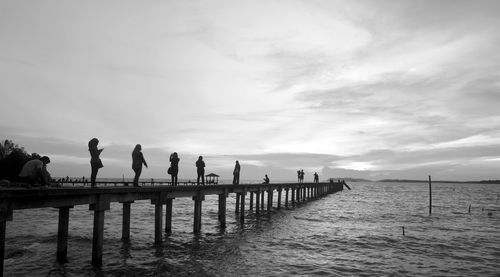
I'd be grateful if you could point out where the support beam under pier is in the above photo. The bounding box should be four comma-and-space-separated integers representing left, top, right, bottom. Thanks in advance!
218, 193, 227, 228
121, 202, 132, 241
57, 206, 72, 262
165, 198, 173, 234
90, 198, 109, 266
193, 194, 205, 233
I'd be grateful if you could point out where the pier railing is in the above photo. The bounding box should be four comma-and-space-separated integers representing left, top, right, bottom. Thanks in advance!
0, 182, 344, 276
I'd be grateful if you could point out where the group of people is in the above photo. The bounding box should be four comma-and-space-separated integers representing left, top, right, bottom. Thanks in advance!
297, 169, 320, 183
16, 137, 321, 187
89, 138, 244, 187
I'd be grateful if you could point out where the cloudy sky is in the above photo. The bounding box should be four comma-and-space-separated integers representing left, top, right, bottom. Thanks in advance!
1, 0, 500, 181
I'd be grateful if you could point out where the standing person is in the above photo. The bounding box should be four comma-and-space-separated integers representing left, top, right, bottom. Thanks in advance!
196, 156, 205, 185
297, 170, 301, 183
132, 144, 148, 187
263, 174, 270, 184
169, 152, 180, 186
314, 172, 319, 183
300, 169, 305, 183
88, 138, 103, 188
233, 160, 240, 185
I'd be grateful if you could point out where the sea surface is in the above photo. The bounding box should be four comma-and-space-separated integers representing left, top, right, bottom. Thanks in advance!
3, 182, 500, 276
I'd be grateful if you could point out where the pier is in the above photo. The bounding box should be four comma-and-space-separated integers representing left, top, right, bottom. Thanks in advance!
0, 182, 343, 276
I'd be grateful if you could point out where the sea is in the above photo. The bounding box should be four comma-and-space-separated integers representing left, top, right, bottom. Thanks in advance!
3, 181, 500, 276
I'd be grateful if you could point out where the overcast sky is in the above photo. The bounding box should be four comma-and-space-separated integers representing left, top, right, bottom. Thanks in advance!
1, 0, 500, 181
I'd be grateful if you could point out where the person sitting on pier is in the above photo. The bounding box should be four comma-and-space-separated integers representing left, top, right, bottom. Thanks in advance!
263, 174, 270, 184
18, 156, 51, 186
196, 156, 205, 185
169, 152, 180, 186
132, 144, 148, 187
233, 160, 240, 185
88, 138, 103, 188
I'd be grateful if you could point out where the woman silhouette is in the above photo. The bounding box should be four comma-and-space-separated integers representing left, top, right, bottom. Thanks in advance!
169, 152, 180, 186
88, 138, 103, 188
132, 144, 148, 187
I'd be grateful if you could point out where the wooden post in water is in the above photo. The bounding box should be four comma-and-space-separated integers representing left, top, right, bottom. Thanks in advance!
285, 188, 289, 208
218, 191, 227, 228
90, 197, 109, 265
240, 190, 246, 222
0, 205, 13, 277
291, 187, 295, 205
165, 198, 173, 233
193, 193, 205, 233
154, 204, 163, 244
121, 202, 132, 240
255, 190, 260, 214
260, 190, 266, 211
0, 220, 4, 277
277, 188, 282, 209
267, 188, 273, 212
429, 175, 432, 215
235, 193, 240, 213
249, 192, 254, 210
56, 206, 72, 262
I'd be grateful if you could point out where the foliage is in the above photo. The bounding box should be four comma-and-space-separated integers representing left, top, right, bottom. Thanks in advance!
0, 139, 32, 181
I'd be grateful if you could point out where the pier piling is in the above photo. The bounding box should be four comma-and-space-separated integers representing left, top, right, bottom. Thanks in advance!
285, 188, 289, 208
121, 202, 132, 241
255, 190, 260, 214
165, 198, 173, 233
261, 191, 264, 210
57, 206, 72, 262
154, 204, 163, 244
240, 190, 246, 222
90, 199, 109, 265
235, 193, 240, 213
218, 193, 227, 228
193, 194, 204, 233
267, 188, 273, 211
277, 188, 282, 209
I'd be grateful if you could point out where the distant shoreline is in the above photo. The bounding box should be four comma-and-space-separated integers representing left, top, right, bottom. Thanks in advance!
376, 179, 500, 184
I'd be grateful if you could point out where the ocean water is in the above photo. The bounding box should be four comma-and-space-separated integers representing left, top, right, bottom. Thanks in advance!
3, 182, 500, 276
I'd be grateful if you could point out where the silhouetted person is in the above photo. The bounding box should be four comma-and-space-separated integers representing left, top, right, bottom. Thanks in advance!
196, 156, 205, 185
233, 160, 240, 185
300, 169, 304, 183
314, 172, 319, 183
18, 156, 51, 186
297, 170, 301, 183
132, 144, 148, 187
169, 152, 180, 186
263, 174, 270, 184
88, 138, 103, 188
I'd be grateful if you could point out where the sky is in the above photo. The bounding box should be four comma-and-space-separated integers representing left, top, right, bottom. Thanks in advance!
1, 0, 500, 181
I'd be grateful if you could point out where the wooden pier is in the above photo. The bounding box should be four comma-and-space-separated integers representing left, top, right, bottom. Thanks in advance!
0, 181, 343, 276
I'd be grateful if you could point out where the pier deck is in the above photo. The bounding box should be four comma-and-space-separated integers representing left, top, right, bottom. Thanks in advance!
0, 182, 344, 276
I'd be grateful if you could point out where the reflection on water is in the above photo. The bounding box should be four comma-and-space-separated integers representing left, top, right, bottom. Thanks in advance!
4, 182, 500, 276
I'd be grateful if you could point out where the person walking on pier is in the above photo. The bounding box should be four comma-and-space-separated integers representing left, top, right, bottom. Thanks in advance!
233, 160, 240, 185
132, 144, 148, 187
196, 156, 205, 185
263, 174, 270, 184
169, 152, 180, 186
314, 172, 319, 183
88, 138, 103, 188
